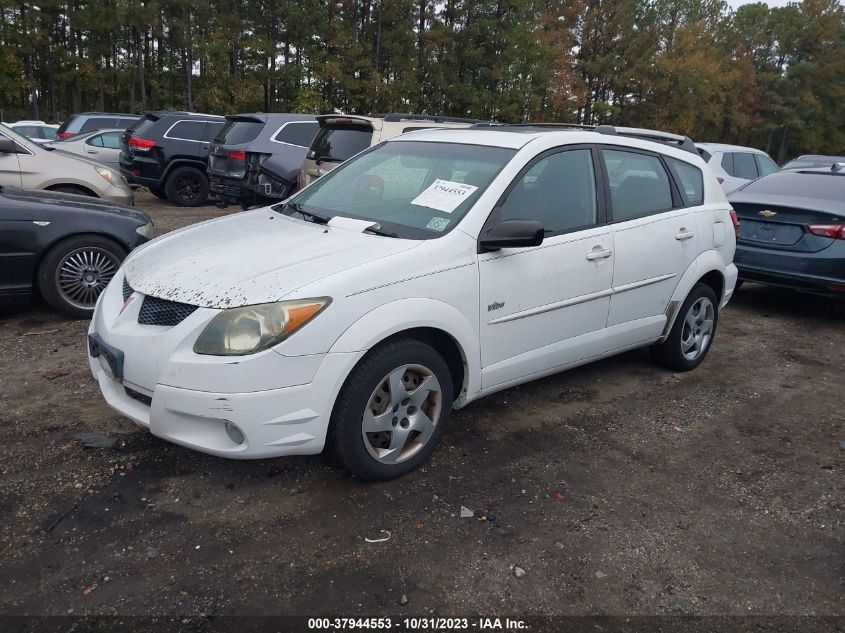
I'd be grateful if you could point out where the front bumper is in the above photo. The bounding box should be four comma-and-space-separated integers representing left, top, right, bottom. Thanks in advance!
88, 274, 362, 459
102, 184, 134, 206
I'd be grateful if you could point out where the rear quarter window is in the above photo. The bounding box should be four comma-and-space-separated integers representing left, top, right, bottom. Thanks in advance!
667, 157, 704, 206
733, 152, 758, 180
273, 121, 319, 147
165, 120, 210, 142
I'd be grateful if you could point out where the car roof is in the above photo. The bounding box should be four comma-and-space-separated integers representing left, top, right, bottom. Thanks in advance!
695, 142, 768, 153
391, 126, 701, 157
146, 110, 224, 119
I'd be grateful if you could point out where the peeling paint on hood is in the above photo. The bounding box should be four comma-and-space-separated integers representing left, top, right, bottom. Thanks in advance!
123, 210, 418, 308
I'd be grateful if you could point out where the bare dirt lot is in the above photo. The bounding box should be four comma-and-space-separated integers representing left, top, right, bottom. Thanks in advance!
0, 192, 842, 620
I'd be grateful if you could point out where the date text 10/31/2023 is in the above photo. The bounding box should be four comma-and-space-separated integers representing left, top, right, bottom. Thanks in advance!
307, 617, 528, 630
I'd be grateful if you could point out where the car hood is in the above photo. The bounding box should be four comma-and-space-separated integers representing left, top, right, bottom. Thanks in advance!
0, 185, 147, 222
123, 210, 419, 308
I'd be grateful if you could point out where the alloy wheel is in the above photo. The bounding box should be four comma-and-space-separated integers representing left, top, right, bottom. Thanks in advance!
55, 247, 119, 309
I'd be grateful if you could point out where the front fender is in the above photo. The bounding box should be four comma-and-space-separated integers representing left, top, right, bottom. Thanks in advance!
329, 297, 481, 400
659, 251, 736, 343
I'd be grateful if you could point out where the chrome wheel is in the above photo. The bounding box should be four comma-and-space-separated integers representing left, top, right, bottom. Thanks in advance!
680, 296, 715, 361
362, 364, 442, 465
55, 247, 119, 309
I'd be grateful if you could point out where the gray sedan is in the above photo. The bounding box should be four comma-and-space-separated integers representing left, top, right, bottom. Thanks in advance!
49, 129, 124, 169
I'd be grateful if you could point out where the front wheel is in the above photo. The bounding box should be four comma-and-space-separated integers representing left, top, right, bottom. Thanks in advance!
37, 235, 126, 318
650, 282, 719, 372
330, 339, 453, 481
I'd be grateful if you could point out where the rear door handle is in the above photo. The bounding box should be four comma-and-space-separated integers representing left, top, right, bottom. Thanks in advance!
586, 248, 613, 261
675, 230, 695, 241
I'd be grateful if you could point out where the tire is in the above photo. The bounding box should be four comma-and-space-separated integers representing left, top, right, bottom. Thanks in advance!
164, 166, 210, 206
650, 282, 719, 372
148, 186, 168, 200
49, 185, 96, 197
37, 235, 126, 319
330, 339, 454, 481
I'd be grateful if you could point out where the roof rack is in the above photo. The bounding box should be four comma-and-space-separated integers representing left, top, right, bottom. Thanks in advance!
472, 122, 698, 155
381, 113, 493, 125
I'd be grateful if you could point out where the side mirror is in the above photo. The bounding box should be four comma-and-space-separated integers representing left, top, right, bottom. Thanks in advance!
478, 219, 544, 252
0, 138, 15, 154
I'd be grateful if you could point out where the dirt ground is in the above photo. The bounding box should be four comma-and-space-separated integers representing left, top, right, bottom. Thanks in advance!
0, 191, 842, 620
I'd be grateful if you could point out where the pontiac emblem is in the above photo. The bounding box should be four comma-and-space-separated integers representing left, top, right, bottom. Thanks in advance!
758, 209, 777, 218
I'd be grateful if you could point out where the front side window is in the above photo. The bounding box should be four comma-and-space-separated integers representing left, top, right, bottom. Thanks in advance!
498, 148, 597, 234
284, 140, 515, 239
603, 149, 673, 221
666, 157, 704, 206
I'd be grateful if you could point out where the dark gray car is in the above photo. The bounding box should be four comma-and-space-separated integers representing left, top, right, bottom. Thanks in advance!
729, 166, 845, 297
208, 113, 318, 209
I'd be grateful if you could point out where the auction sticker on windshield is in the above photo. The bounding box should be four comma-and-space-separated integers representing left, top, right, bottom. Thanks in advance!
411, 179, 478, 213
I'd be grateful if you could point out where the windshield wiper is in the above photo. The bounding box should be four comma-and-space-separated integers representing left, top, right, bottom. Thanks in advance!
279, 200, 331, 224
363, 225, 398, 238
314, 155, 344, 166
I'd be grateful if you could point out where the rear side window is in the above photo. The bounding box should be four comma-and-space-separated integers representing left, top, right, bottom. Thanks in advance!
88, 132, 122, 149
216, 120, 264, 145
80, 117, 119, 133
13, 125, 40, 137
273, 121, 319, 147
117, 117, 138, 128
310, 125, 372, 162
755, 153, 778, 177
666, 157, 704, 206
732, 152, 758, 179
603, 149, 673, 221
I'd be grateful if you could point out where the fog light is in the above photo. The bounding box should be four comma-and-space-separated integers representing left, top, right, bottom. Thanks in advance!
224, 421, 245, 444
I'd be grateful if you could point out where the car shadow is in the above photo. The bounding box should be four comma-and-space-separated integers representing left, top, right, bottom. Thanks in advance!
730, 282, 844, 320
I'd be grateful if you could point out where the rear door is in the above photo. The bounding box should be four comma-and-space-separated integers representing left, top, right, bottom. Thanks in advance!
602, 147, 698, 331
84, 132, 123, 168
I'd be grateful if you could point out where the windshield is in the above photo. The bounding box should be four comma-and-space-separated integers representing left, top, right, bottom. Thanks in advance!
310, 124, 373, 162
215, 119, 264, 145
284, 140, 515, 239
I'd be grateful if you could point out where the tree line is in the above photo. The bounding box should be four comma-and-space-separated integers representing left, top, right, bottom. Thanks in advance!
1, 0, 843, 161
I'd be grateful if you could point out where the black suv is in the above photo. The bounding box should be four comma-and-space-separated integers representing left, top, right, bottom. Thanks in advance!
120, 111, 225, 206
208, 113, 318, 209
57, 112, 138, 139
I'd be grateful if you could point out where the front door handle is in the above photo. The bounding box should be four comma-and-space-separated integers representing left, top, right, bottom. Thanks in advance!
586, 248, 613, 261
675, 229, 695, 241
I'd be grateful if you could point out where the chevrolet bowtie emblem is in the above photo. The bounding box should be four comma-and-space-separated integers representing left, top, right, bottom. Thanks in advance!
758, 209, 777, 218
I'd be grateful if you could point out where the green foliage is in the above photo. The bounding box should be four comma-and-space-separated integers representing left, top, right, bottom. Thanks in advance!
0, 0, 842, 158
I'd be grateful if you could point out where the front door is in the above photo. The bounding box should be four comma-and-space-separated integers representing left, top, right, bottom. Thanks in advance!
478, 146, 614, 390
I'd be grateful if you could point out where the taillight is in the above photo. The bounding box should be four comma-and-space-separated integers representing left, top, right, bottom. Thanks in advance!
57, 132, 74, 139
807, 224, 845, 240
228, 150, 246, 161
129, 137, 155, 151
729, 209, 740, 237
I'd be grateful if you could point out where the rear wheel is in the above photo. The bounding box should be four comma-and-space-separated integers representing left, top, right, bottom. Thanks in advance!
38, 235, 126, 318
164, 166, 210, 206
650, 282, 719, 371
331, 339, 453, 481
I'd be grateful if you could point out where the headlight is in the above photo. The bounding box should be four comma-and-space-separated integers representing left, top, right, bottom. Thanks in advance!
135, 221, 154, 238
193, 298, 331, 356
95, 166, 126, 187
